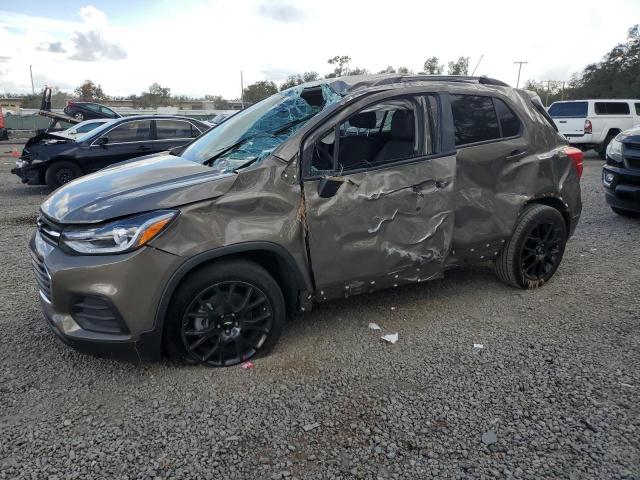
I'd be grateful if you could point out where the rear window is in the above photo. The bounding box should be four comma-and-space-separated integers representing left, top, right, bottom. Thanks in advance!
548, 102, 588, 118
594, 102, 630, 115
494, 98, 521, 137
451, 95, 500, 146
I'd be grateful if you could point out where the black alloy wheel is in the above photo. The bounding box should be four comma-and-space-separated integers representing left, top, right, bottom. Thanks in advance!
181, 281, 273, 366
495, 204, 567, 289
520, 223, 563, 281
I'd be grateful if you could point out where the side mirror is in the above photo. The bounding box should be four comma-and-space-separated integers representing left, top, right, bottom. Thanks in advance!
96, 136, 109, 147
317, 176, 344, 198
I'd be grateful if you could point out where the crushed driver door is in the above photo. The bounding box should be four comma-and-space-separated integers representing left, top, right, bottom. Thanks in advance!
301, 90, 457, 300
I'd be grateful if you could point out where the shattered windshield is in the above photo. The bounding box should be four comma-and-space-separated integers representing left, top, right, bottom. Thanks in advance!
181, 84, 342, 173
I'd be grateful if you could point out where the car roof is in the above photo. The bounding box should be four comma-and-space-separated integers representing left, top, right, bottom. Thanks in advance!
296, 74, 510, 97
112, 114, 206, 123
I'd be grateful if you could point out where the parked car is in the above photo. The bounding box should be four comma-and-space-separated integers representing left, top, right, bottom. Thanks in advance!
548, 99, 640, 159
206, 112, 235, 127
602, 126, 640, 217
0, 106, 7, 140
30, 75, 582, 366
63, 101, 122, 121
55, 119, 111, 139
12, 115, 209, 189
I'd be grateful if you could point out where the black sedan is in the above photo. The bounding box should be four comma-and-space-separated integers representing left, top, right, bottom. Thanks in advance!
12, 115, 209, 190
63, 102, 122, 121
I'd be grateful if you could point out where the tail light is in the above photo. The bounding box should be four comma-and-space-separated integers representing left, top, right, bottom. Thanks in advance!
584, 119, 592, 134
564, 146, 584, 178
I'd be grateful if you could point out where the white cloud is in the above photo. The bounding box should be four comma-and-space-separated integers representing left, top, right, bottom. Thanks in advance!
1, 0, 639, 97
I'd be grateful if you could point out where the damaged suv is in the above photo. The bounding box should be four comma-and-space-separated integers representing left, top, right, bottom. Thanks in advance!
30, 75, 583, 366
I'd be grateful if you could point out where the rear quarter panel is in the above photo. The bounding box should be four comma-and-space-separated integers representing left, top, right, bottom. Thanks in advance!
448, 87, 580, 263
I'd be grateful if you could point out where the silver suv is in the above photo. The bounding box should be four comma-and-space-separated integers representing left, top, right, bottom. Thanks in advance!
30, 75, 583, 366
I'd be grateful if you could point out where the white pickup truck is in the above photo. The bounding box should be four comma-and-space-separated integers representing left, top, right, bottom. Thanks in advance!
548, 99, 640, 159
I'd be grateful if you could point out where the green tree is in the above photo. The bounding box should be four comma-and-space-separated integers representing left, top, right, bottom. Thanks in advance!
74, 79, 106, 101
396, 66, 412, 74
423, 57, 444, 74
243, 80, 278, 104
147, 82, 172, 107
568, 24, 640, 99
349, 67, 370, 75
447, 57, 470, 75
326, 55, 351, 78
205, 95, 230, 109
279, 71, 320, 90
378, 66, 396, 74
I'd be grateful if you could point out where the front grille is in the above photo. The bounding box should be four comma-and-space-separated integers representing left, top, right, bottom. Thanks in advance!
72, 296, 129, 334
626, 158, 640, 170
37, 215, 63, 245
30, 250, 52, 302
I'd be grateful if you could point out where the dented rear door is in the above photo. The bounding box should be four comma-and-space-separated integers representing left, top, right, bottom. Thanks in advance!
301, 91, 456, 299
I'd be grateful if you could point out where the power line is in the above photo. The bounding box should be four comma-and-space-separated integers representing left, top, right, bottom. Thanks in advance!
513, 61, 528, 88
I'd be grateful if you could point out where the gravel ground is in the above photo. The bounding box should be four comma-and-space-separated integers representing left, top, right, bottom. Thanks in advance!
0, 145, 638, 480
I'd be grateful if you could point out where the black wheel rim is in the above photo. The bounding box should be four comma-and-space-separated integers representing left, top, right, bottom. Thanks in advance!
181, 281, 273, 366
57, 169, 74, 185
521, 222, 562, 280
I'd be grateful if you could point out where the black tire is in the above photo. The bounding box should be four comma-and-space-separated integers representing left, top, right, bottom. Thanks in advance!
73, 112, 84, 121
598, 133, 617, 160
44, 161, 82, 190
164, 259, 285, 367
611, 207, 640, 218
495, 204, 567, 289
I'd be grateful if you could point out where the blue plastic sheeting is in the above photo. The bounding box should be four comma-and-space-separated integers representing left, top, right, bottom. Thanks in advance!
210, 84, 341, 173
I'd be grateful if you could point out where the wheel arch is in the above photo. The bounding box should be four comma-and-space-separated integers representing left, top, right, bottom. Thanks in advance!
525, 195, 570, 231
152, 242, 309, 343
41, 156, 84, 183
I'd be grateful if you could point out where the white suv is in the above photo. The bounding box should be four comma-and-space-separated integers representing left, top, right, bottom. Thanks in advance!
548, 99, 640, 159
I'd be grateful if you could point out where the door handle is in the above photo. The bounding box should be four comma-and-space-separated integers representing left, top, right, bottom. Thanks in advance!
559, 120, 567, 124
506, 149, 527, 160
138, 145, 151, 151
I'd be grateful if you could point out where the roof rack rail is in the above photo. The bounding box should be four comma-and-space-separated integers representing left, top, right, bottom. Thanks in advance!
363, 74, 510, 88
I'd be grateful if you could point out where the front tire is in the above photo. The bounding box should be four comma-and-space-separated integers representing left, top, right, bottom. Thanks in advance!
164, 259, 285, 367
495, 204, 568, 289
73, 112, 84, 121
44, 161, 82, 190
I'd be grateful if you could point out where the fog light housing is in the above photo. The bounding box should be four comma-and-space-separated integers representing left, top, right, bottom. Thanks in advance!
603, 171, 615, 188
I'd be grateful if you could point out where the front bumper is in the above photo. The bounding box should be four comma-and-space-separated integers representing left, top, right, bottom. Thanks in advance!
602, 164, 640, 213
11, 161, 42, 185
30, 232, 183, 361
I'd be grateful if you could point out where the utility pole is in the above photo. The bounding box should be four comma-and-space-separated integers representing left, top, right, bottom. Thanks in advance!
513, 61, 528, 88
240, 70, 245, 110
29, 65, 35, 94
471, 54, 484, 76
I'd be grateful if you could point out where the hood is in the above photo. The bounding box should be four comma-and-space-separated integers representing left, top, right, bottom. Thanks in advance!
620, 126, 640, 143
41, 154, 237, 224
25, 132, 75, 148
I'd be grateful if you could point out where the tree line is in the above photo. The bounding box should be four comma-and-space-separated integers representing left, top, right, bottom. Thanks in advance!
4, 25, 638, 108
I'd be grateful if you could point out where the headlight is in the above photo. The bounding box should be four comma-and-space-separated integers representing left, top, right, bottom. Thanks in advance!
606, 135, 624, 163
61, 210, 177, 254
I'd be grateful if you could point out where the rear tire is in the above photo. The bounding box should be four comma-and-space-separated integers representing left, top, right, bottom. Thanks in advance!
495, 204, 567, 289
611, 207, 640, 218
163, 259, 285, 367
598, 133, 617, 160
44, 161, 82, 190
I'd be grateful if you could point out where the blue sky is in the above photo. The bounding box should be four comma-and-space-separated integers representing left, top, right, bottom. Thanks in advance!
1, 1, 639, 99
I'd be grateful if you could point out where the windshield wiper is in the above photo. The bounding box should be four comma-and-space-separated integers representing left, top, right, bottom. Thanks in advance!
203, 133, 271, 166
232, 157, 259, 173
